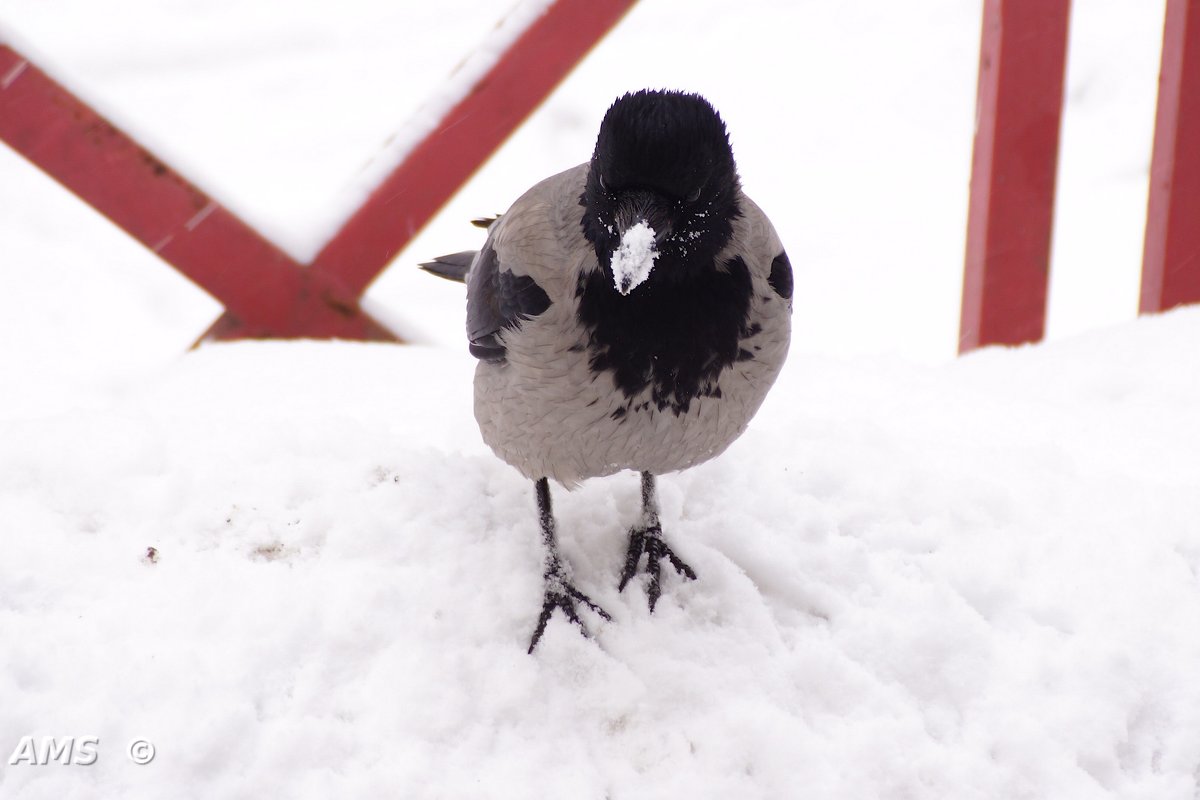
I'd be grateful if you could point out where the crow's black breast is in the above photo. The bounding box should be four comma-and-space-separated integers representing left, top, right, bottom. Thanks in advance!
466, 242, 551, 362
576, 256, 753, 414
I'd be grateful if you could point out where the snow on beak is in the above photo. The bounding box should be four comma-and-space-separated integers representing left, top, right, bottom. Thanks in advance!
611, 220, 659, 295
610, 189, 668, 295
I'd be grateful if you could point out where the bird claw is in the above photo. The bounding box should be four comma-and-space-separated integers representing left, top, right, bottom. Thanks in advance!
618, 523, 697, 611
527, 574, 612, 653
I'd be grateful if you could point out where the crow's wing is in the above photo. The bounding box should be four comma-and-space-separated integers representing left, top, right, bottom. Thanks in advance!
466, 239, 551, 363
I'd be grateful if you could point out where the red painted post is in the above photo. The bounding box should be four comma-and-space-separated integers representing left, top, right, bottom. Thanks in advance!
1140, 0, 1200, 314
959, 0, 1072, 353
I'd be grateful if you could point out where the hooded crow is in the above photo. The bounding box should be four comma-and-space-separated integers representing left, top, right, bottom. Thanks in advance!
422, 89, 792, 652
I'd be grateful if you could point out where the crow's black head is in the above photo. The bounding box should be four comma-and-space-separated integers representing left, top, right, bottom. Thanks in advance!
576, 91, 753, 414
580, 90, 741, 294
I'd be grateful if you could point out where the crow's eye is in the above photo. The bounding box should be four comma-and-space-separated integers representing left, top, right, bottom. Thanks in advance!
599, 175, 610, 193
686, 186, 702, 203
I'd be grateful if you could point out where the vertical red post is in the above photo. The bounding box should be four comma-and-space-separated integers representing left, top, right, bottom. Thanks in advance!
959, 0, 1072, 353
1140, 0, 1200, 314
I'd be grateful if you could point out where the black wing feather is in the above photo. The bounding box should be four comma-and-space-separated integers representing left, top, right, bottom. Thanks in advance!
419, 251, 476, 283
768, 251, 793, 299
466, 241, 551, 363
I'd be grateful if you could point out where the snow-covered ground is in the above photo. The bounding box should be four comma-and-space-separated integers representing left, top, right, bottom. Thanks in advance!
4, 314, 1200, 799
3, 0, 1197, 797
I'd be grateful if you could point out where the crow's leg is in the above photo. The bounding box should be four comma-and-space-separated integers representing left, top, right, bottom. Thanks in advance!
527, 477, 611, 653
617, 472, 697, 611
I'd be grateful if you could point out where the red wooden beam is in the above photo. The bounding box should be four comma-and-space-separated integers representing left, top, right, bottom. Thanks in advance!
959, 0, 1072, 354
0, 44, 396, 341
1140, 0, 1200, 314
310, 0, 640, 296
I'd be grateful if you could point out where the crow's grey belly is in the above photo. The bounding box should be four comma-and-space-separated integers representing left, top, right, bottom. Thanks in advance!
473, 306, 788, 487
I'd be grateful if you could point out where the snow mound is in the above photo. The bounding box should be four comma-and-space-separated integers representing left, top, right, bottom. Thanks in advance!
3, 309, 1200, 798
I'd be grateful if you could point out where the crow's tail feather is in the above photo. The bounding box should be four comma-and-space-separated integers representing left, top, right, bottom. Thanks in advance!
419, 251, 476, 283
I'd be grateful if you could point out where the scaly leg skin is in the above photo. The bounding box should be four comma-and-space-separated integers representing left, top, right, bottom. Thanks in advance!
527, 478, 612, 653
617, 472, 697, 612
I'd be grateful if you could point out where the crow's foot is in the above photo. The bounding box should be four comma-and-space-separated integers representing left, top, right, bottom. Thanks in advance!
527, 572, 612, 653
617, 523, 697, 611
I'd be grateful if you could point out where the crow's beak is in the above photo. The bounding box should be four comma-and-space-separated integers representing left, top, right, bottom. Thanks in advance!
608, 189, 673, 295
615, 190, 671, 244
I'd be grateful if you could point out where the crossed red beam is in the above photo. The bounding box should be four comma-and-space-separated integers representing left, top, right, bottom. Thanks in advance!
0, 0, 637, 343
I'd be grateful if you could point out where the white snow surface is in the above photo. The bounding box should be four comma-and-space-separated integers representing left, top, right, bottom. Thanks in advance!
3, 314, 1200, 798
610, 221, 658, 295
